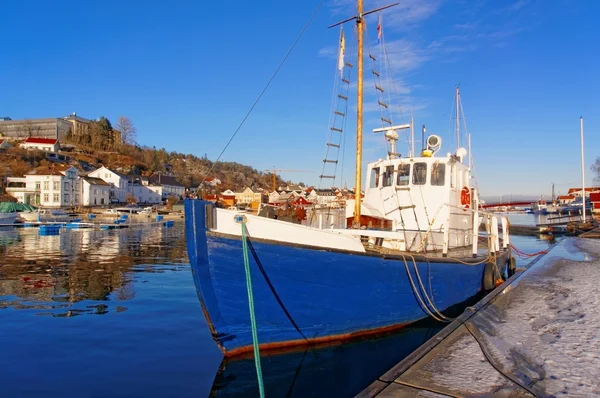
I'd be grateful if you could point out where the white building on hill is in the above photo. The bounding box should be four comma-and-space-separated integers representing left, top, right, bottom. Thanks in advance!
87, 166, 129, 204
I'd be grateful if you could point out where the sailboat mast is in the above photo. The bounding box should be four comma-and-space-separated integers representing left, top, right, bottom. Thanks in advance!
353, 0, 364, 227
455, 86, 460, 151
580, 116, 586, 222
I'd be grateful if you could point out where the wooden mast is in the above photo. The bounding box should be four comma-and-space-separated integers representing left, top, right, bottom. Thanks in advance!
328, 1, 398, 228
354, 0, 364, 227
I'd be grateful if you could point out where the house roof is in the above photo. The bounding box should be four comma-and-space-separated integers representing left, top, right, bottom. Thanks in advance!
83, 176, 110, 186
23, 137, 59, 145
557, 195, 574, 200
149, 174, 185, 187
92, 166, 128, 180
567, 187, 600, 194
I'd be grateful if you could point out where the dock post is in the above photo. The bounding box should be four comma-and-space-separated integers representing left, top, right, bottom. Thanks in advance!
501, 216, 509, 250
491, 216, 500, 254
485, 214, 493, 253
472, 207, 479, 258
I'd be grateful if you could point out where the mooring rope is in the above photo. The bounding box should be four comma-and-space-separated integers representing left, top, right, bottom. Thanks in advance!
241, 222, 265, 398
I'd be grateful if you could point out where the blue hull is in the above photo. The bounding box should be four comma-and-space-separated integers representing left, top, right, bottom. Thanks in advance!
185, 200, 498, 357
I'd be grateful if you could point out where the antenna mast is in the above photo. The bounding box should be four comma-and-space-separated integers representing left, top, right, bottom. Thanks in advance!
455, 86, 460, 151
580, 116, 586, 222
410, 112, 415, 157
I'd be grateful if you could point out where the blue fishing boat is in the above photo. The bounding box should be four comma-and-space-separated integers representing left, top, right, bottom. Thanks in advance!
185, 1, 514, 359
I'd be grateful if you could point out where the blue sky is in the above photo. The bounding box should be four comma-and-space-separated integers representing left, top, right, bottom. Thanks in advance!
1, 0, 599, 198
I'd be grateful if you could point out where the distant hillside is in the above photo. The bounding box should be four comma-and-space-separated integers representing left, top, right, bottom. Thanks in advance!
0, 136, 286, 193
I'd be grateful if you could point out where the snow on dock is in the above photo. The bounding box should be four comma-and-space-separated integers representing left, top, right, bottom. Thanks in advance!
359, 238, 600, 397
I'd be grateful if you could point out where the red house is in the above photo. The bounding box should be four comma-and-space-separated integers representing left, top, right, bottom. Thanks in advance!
590, 192, 600, 213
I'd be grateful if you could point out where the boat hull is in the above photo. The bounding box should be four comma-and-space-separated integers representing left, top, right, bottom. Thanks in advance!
0, 212, 18, 224
20, 212, 70, 222
185, 200, 507, 357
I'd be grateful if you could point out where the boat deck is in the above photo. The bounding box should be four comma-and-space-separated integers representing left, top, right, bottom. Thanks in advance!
364, 238, 501, 261
358, 238, 600, 397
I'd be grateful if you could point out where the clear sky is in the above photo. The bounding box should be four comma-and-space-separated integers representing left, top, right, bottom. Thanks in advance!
2, 0, 599, 199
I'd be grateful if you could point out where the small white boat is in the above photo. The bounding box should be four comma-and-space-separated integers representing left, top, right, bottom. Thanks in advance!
20, 209, 71, 222
115, 204, 144, 214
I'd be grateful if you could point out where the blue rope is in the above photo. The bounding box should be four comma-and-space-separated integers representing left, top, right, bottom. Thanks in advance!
241, 222, 265, 397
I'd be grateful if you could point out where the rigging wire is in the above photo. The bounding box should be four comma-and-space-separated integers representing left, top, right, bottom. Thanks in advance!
200, 0, 326, 184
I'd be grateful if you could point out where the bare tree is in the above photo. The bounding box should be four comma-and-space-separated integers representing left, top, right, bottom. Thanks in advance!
592, 156, 600, 184
116, 116, 137, 146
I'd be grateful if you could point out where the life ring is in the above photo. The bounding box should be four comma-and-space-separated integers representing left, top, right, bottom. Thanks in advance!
461, 186, 471, 208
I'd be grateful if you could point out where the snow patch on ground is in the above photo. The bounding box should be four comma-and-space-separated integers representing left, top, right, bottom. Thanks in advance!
389, 238, 600, 396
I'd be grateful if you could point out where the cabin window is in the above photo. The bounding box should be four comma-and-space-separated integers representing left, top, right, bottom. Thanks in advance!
413, 163, 427, 185
431, 163, 445, 186
382, 166, 394, 187
369, 167, 380, 188
396, 164, 410, 186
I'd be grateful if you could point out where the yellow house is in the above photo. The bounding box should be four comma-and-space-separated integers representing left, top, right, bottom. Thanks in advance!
235, 187, 263, 210
63, 113, 91, 138
220, 189, 236, 208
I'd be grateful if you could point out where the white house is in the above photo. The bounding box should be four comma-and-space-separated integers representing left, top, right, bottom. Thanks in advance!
268, 190, 280, 204
22, 165, 80, 207
130, 176, 162, 204
307, 189, 333, 204
149, 174, 185, 200
5, 177, 37, 204
87, 166, 129, 204
81, 177, 110, 206
20, 137, 60, 153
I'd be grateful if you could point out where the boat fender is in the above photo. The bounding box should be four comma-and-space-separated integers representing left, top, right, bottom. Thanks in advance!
483, 262, 498, 291
507, 255, 517, 278
461, 186, 471, 208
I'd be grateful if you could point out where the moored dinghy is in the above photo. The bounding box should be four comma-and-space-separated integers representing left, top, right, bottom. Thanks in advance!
185, 1, 514, 358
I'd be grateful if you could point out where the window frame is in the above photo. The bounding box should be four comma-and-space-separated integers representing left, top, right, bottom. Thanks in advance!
396, 164, 410, 186
412, 162, 427, 185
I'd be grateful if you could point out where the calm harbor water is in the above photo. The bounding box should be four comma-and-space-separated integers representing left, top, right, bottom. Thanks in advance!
0, 216, 557, 397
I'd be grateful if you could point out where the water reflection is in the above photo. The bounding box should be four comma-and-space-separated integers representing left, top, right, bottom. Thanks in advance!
210, 325, 440, 398
0, 222, 187, 313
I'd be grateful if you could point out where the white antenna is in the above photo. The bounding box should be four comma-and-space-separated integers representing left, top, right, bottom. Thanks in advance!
580, 116, 586, 222
410, 112, 415, 158
468, 133, 472, 170
373, 123, 411, 159
455, 86, 460, 151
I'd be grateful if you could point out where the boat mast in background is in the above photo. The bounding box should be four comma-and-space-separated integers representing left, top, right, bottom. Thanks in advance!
455, 86, 461, 151
580, 116, 586, 221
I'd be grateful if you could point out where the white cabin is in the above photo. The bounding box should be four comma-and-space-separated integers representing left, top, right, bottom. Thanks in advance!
347, 134, 476, 252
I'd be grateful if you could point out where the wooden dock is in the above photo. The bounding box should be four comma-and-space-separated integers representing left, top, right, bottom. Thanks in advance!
358, 237, 600, 397
0, 220, 177, 230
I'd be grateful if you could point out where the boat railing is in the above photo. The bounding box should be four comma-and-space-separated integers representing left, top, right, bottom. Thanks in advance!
442, 203, 509, 258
